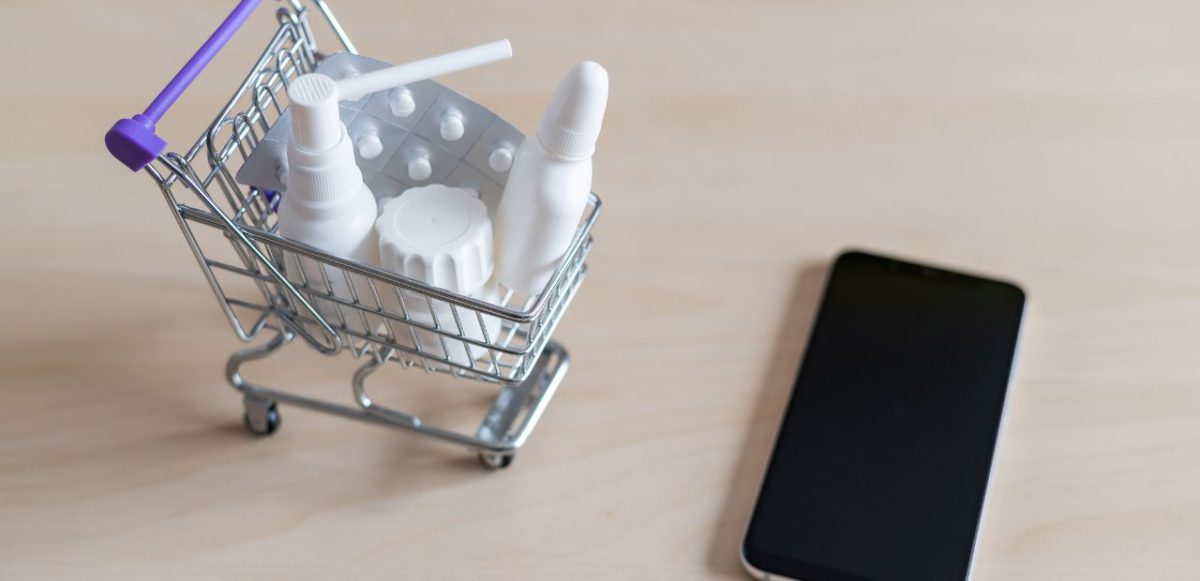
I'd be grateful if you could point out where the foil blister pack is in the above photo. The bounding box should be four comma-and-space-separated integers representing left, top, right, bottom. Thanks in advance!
236, 52, 525, 213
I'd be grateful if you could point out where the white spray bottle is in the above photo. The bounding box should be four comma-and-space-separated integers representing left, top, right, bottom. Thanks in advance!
494, 61, 609, 296
279, 73, 378, 331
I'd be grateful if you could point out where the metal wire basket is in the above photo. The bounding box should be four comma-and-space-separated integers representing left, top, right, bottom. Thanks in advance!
104, 0, 600, 469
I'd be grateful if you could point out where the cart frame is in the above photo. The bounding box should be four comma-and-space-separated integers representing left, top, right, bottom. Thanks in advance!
106, 0, 600, 468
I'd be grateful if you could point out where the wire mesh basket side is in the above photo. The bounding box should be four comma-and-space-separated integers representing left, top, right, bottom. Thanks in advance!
145, 11, 320, 346
144, 2, 599, 386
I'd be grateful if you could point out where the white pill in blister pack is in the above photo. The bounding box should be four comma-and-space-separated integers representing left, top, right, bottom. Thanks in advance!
464, 118, 525, 185
355, 127, 383, 159
440, 108, 466, 141
407, 155, 433, 181
388, 87, 416, 118
488, 144, 514, 172
348, 116, 404, 172
415, 92, 491, 158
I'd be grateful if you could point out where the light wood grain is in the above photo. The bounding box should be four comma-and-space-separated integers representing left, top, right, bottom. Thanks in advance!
2, 0, 1199, 578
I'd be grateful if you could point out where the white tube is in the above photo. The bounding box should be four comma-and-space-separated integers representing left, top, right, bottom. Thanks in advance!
335, 39, 513, 101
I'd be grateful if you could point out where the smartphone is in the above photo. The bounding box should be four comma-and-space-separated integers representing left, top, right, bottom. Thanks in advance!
741, 250, 1025, 581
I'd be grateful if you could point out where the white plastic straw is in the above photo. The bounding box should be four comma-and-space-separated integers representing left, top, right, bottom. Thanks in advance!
336, 39, 513, 101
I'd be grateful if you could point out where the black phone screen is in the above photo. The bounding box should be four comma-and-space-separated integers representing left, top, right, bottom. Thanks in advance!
743, 251, 1025, 581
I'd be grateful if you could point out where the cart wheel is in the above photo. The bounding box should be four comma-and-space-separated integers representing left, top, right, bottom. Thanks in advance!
478, 452, 514, 470
244, 402, 281, 436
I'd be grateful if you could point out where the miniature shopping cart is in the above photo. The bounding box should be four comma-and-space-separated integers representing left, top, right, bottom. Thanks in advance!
103, 0, 599, 469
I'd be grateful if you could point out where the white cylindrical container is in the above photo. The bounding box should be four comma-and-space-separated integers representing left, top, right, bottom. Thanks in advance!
280, 74, 379, 333
376, 185, 501, 367
493, 61, 608, 296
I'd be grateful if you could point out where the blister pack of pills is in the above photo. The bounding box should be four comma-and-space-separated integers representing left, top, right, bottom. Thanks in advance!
236, 52, 525, 213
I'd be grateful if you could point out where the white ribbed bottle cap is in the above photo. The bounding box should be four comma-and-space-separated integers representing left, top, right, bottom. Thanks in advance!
376, 185, 494, 295
536, 61, 609, 160
285, 133, 362, 203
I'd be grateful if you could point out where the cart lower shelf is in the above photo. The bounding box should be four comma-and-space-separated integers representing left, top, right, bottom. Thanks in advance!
228, 330, 570, 469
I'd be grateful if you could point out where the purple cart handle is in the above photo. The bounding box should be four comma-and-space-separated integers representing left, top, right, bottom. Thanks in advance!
105, 0, 264, 171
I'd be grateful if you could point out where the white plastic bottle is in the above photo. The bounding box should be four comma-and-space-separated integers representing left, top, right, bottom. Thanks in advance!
376, 185, 501, 366
279, 73, 379, 330
494, 61, 608, 295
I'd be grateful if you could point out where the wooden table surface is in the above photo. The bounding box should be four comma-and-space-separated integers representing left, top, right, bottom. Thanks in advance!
2, 1, 1198, 578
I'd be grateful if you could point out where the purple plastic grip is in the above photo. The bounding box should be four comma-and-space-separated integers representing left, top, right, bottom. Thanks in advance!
105, 0, 264, 171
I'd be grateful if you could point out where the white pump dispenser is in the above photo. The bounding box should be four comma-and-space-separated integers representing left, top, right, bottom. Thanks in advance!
494, 61, 609, 295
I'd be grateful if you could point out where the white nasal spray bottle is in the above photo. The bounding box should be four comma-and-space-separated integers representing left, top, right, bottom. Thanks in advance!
282, 73, 378, 270
281, 73, 379, 332
494, 61, 608, 296
278, 40, 513, 327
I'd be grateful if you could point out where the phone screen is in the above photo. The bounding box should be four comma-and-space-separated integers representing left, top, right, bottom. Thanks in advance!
743, 251, 1025, 581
